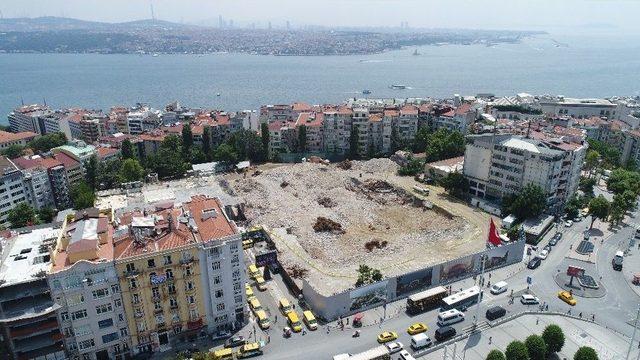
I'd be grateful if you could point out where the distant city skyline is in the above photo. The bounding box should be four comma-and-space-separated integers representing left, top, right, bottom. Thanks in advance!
2, 0, 640, 34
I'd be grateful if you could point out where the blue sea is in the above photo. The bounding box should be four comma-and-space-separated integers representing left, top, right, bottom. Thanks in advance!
1, 32, 639, 123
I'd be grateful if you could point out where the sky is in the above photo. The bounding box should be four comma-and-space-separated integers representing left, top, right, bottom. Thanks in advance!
2, 0, 639, 34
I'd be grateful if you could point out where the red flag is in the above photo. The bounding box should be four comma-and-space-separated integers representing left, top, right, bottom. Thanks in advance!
488, 218, 502, 246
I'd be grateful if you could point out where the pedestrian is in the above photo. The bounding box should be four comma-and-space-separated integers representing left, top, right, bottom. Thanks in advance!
579, 312, 582, 318
267, 335, 271, 343
275, 314, 278, 323
592, 314, 595, 321
489, 336, 492, 344
346, 317, 350, 325
536, 318, 539, 325
545, 304, 549, 311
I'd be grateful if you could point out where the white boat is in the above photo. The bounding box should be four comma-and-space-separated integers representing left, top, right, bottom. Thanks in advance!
389, 84, 407, 90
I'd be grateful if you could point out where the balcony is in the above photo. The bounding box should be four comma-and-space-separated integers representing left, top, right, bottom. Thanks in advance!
170, 304, 179, 310
154, 308, 163, 315
185, 287, 196, 294
10, 319, 59, 338
134, 312, 144, 319
124, 269, 140, 278
180, 256, 195, 266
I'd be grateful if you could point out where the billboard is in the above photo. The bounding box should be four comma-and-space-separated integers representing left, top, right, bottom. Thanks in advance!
349, 280, 388, 311
483, 246, 510, 271
439, 254, 475, 283
396, 267, 433, 297
567, 265, 585, 277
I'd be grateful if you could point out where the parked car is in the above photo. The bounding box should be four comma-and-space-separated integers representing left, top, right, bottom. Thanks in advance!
565, 220, 573, 227
385, 342, 404, 354
224, 336, 247, 348
537, 249, 549, 260
377, 331, 398, 343
410, 333, 433, 350
549, 235, 560, 246
520, 294, 540, 305
399, 349, 417, 360
543, 245, 551, 253
527, 257, 542, 269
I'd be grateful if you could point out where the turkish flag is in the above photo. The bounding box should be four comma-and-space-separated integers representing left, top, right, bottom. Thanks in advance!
488, 218, 502, 247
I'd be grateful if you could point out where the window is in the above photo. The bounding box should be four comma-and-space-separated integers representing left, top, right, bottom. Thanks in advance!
166, 269, 173, 279
92, 288, 109, 299
232, 269, 240, 279
163, 255, 172, 265
172, 312, 180, 322
184, 266, 192, 276
216, 303, 225, 311
136, 321, 146, 332
168, 284, 176, 294
154, 302, 162, 311
102, 332, 119, 344
233, 282, 241, 291
96, 303, 113, 314
120, 327, 128, 337
230, 242, 238, 250
186, 281, 195, 290
67, 293, 84, 307
147, 259, 155, 268
189, 309, 199, 320
152, 287, 160, 297
78, 339, 95, 350
231, 254, 239, 263
63, 327, 74, 337
155, 314, 164, 324
129, 278, 138, 289
187, 295, 195, 304
60, 312, 69, 321
211, 261, 221, 271
213, 276, 221, 285
111, 284, 120, 293
133, 293, 140, 304
114, 298, 122, 308
170, 298, 178, 308
118, 313, 125, 322
71, 309, 88, 320
215, 289, 224, 298
125, 263, 136, 272
98, 318, 114, 329
234, 295, 242, 304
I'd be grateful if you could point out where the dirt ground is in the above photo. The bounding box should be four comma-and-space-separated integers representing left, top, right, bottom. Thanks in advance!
226, 159, 491, 295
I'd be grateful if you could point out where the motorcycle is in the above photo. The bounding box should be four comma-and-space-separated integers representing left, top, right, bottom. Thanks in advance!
352, 330, 360, 338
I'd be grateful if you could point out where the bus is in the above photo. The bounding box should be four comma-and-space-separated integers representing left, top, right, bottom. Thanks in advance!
406, 286, 448, 315
440, 286, 480, 311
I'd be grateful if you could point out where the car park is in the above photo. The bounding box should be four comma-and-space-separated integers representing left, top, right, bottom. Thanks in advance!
527, 257, 542, 269
558, 291, 577, 306
385, 342, 404, 354
520, 294, 540, 305
377, 331, 398, 343
407, 322, 428, 335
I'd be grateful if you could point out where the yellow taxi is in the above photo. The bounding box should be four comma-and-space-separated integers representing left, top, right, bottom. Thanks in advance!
242, 239, 254, 249
558, 291, 577, 306
377, 331, 398, 343
255, 276, 267, 291
287, 311, 303, 332
245, 283, 254, 299
212, 348, 234, 360
248, 264, 260, 279
407, 322, 428, 335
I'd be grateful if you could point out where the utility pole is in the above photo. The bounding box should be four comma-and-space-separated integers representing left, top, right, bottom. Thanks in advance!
627, 306, 640, 360
473, 255, 486, 329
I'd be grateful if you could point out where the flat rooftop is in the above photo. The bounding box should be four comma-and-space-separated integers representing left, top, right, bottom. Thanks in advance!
0, 227, 60, 287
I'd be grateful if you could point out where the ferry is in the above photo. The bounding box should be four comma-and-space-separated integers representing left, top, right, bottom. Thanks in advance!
362, 89, 372, 95
389, 84, 407, 90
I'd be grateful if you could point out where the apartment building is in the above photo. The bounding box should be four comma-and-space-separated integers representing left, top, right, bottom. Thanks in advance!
267, 121, 297, 155
296, 112, 324, 153
109, 107, 129, 134
0, 227, 65, 360
433, 103, 476, 133
189, 196, 246, 333
53, 153, 84, 188
352, 108, 370, 158
126, 108, 161, 135
464, 133, 587, 214
22, 166, 55, 210
0, 157, 27, 226
13, 156, 72, 210
0, 131, 38, 150
48, 208, 131, 360
113, 203, 207, 354
539, 96, 618, 119
80, 118, 107, 143
8, 105, 51, 134
53, 141, 98, 166
322, 107, 352, 156
397, 106, 420, 144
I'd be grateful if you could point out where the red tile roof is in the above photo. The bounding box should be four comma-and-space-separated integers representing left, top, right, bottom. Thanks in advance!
186, 195, 237, 242
54, 152, 81, 169
97, 147, 119, 160
0, 131, 38, 144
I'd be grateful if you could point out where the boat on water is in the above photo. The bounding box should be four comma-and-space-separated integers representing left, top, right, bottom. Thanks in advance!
362, 89, 371, 95
152, 53, 159, 57
216, 93, 221, 97
412, 48, 420, 56
389, 84, 407, 90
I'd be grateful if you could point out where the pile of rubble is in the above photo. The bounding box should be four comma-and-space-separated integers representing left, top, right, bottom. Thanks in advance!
313, 217, 345, 234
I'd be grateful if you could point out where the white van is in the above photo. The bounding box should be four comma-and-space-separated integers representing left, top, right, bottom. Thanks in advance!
332, 354, 351, 360
410, 333, 433, 350
437, 309, 465, 326
490, 281, 508, 295
399, 349, 417, 360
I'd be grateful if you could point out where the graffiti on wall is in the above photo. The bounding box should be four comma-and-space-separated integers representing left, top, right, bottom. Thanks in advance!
349, 280, 388, 311
395, 267, 433, 297
438, 254, 475, 283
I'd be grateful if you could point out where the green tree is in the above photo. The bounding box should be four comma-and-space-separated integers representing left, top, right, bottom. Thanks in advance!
574, 346, 598, 360
542, 324, 565, 354
587, 138, 620, 168
424, 128, 465, 162
297, 125, 307, 153
355, 264, 383, 287
202, 126, 212, 161
505, 340, 529, 360
440, 172, 470, 199
1, 144, 26, 158
70, 182, 96, 210
503, 184, 546, 220
119, 158, 145, 183
412, 126, 431, 153
584, 150, 600, 177
213, 143, 239, 167
97, 158, 122, 190
226, 130, 266, 163
606, 168, 640, 195
28, 132, 67, 153
37, 207, 56, 223
349, 126, 359, 160
85, 155, 98, 189
390, 126, 401, 153
261, 122, 270, 160
525, 335, 546, 360
7, 203, 36, 228
579, 177, 596, 198
609, 200, 626, 226
181, 123, 194, 161
398, 156, 424, 176
564, 195, 581, 219
121, 139, 135, 160
588, 195, 610, 228
190, 147, 207, 164
486, 350, 506, 360
146, 135, 190, 179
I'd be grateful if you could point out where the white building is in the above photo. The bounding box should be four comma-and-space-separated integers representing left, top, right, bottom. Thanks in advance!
22, 166, 55, 210
0, 157, 27, 226
539, 96, 618, 119
8, 105, 51, 134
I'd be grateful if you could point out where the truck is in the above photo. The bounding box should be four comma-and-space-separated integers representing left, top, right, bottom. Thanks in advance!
612, 251, 624, 271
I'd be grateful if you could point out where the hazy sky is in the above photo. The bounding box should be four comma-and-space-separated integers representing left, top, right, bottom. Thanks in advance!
2, 0, 639, 33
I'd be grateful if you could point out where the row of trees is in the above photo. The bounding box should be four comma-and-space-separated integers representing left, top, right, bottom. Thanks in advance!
487, 324, 598, 360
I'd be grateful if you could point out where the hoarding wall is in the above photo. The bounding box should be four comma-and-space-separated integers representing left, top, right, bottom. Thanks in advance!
303, 239, 525, 320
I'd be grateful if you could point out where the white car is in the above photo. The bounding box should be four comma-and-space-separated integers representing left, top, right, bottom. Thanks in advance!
537, 249, 549, 260
520, 294, 540, 305
564, 220, 573, 227
386, 341, 404, 354
399, 349, 417, 360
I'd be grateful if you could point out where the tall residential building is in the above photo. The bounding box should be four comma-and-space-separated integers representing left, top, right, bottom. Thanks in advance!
48, 208, 132, 360
22, 166, 55, 210
0, 157, 26, 227
8, 105, 51, 134
13, 156, 72, 210
464, 133, 587, 213
323, 107, 352, 156
126, 108, 161, 135
295, 112, 324, 153
539, 96, 618, 119
0, 227, 65, 360
433, 103, 476, 133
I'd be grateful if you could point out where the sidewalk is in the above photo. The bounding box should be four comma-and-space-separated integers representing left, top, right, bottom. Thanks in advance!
422, 314, 639, 360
